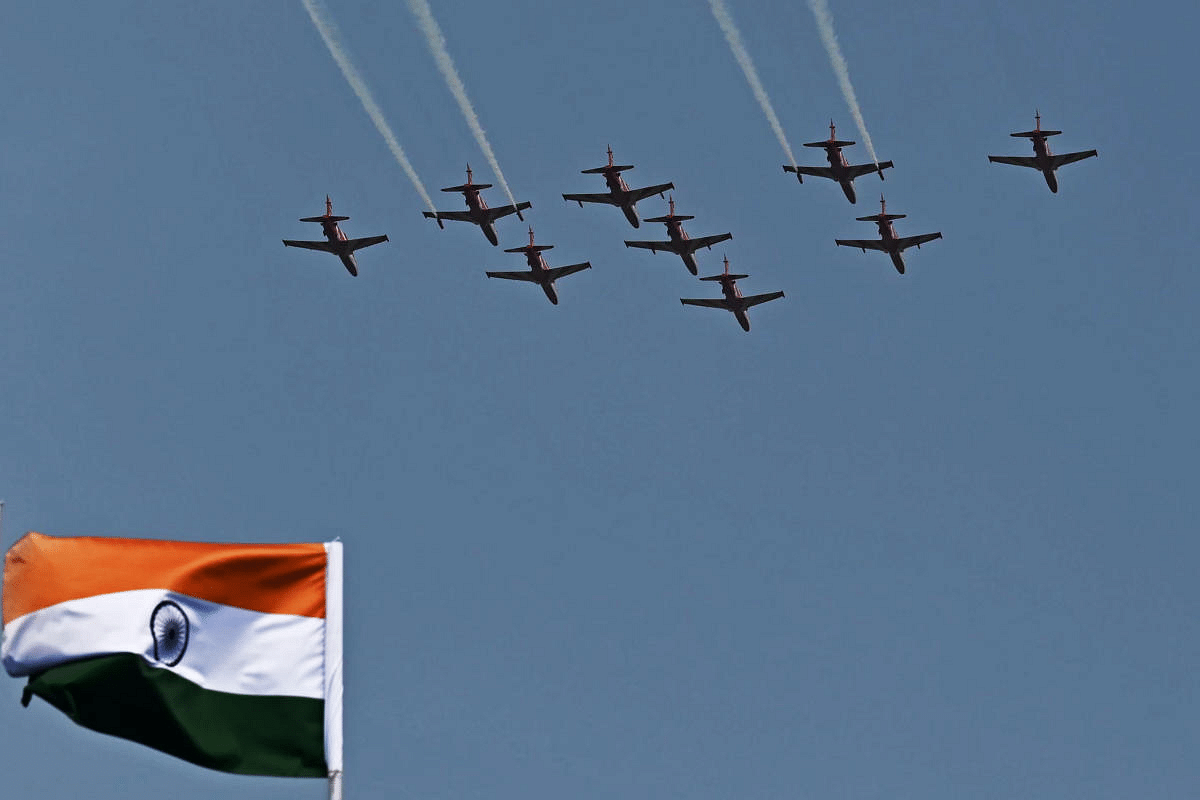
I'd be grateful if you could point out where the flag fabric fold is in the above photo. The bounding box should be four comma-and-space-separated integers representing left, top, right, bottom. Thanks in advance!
2, 532, 343, 779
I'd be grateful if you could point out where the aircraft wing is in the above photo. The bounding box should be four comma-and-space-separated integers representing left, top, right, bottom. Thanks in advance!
784, 165, 837, 180
563, 192, 620, 207
624, 182, 674, 204
679, 232, 733, 253
624, 239, 673, 254
680, 297, 733, 310
894, 232, 942, 252
1050, 150, 1098, 169
423, 210, 476, 223
741, 291, 785, 309
485, 270, 538, 282
846, 160, 894, 180
282, 239, 338, 253
835, 238, 889, 252
545, 262, 591, 282
344, 234, 389, 252
481, 201, 533, 223
987, 155, 1040, 169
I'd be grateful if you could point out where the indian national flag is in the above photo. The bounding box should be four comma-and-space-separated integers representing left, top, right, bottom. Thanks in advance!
2, 532, 343, 779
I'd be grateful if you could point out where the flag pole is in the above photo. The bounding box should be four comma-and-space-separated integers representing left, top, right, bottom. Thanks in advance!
325, 541, 344, 800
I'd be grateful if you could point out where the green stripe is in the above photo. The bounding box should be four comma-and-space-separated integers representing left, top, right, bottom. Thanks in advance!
23, 653, 326, 777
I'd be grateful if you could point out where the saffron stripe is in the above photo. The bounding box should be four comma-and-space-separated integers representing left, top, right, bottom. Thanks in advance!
3, 532, 326, 622
23, 653, 326, 777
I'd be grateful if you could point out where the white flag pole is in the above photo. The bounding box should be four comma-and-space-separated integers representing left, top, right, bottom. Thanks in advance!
324, 541, 344, 800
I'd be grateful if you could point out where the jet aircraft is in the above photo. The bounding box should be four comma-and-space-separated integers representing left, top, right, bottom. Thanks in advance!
423, 165, 532, 246
485, 228, 591, 305
834, 196, 942, 275
623, 196, 733, 275
988, 112, 1097, 193
680, 256, 784, 332
282, 196, 388, 277
783, 121, 893, 204
562, 146, 674, 228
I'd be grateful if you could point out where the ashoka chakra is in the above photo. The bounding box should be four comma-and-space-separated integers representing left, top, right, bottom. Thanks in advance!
150, 600, 190, 666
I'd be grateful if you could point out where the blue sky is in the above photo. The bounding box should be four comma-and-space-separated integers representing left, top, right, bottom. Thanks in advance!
2, 1, 1198, 798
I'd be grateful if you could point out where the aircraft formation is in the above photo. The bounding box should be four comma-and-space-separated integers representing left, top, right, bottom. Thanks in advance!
282, 113, 1096, 332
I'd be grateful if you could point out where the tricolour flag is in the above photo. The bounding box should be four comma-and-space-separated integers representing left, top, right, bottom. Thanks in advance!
2, 532, 343, 779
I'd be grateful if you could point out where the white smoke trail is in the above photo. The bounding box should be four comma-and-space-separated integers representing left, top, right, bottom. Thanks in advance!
708, 0, 797, 170
300, 0, 436, 212
807, 0, 879, 166
407, 0, 520, 209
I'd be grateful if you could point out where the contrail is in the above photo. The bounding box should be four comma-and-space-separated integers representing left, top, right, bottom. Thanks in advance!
300, 0, 436, 212
807, 0, 879, 166
407, 0, 520, 208
707, 0, 797, 171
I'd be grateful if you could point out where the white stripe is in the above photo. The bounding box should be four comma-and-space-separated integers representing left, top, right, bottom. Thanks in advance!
323, 541, 344, 777
2, 589, 324, 699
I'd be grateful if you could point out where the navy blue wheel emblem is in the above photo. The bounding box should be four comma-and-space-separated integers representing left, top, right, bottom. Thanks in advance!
150, 600, 189, 666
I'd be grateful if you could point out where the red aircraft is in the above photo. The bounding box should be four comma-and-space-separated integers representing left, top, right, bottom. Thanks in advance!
562, 146, 674, 228
834, 196, 941, 275
485, 228, 591, 305
282, 196, 389, 277
623, 196, 733, 275
423, 165, 532, 246
783, 121, 893, 204
680, 256, 784, 332
988, 112, 1097, 193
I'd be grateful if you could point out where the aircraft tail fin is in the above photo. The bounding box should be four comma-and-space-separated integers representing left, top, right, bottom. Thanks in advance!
858, 195, 904, 222
504, 226, 553, 253
582, 145, 634, 173
1013, 110, 1061, 138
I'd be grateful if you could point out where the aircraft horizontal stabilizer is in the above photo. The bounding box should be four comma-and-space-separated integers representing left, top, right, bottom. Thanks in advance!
581, 164, 634, 174
442, 182, 493, 192
300, 215, 350, 223
504, 244, 554, 254
803, 139, 855, 148
1011, 129, 1061, 138
699, 273, 748, 282
644, 213, 694, 223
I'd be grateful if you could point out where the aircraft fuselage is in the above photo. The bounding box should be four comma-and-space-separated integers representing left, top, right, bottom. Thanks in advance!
822, 145, 859, 203
519, 251, 559, 304
872, 220, 907, 275
319, 221, 359, 276
1028, 136, 1060, 193
600, 171, 641, 227
715, 279, 751, 331
461, 188, 500, 245
662, 221, 700, 275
